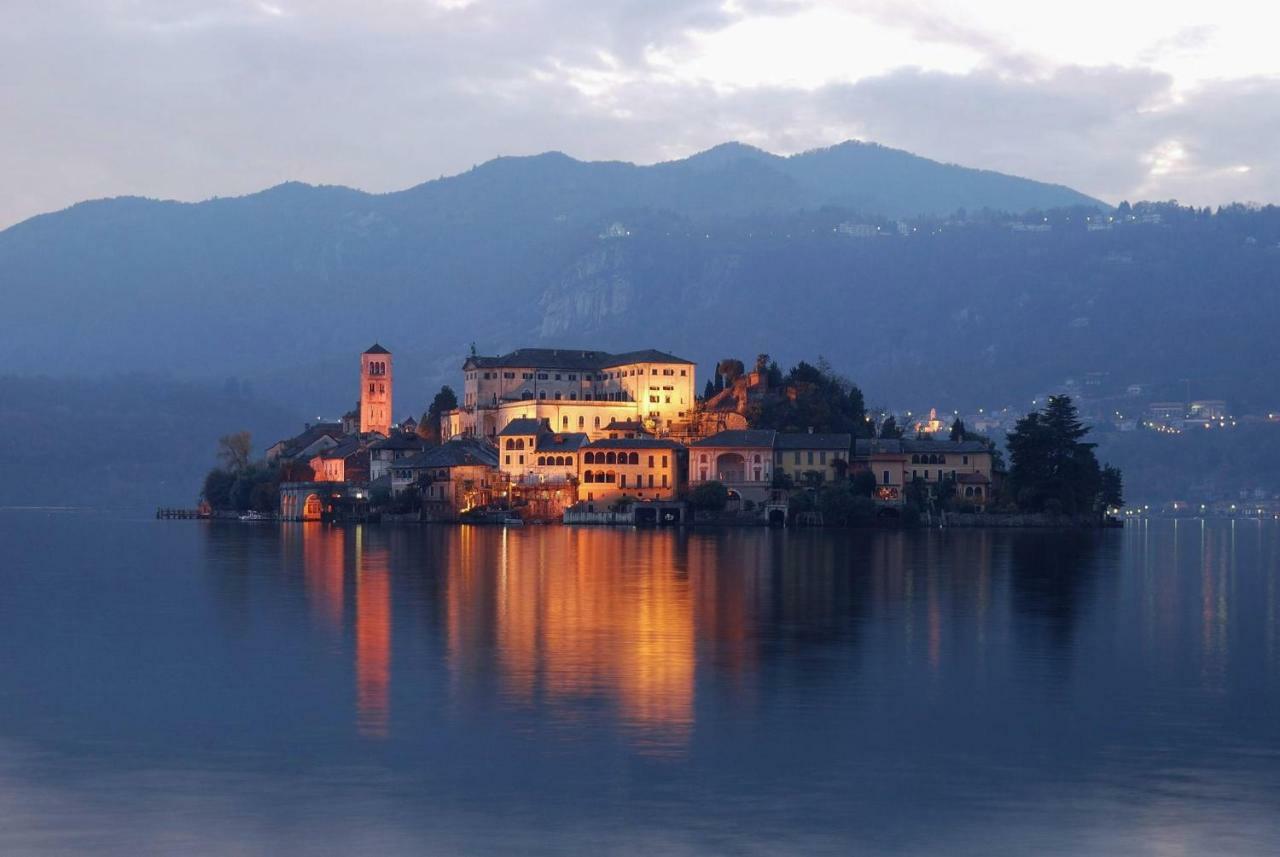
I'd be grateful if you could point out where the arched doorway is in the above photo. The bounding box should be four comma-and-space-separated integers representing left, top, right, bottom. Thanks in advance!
715, 452, 745, 483
303, 494, 324, 521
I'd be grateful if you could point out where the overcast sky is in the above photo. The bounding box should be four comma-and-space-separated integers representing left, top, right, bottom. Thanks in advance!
3, 0, 1278, 228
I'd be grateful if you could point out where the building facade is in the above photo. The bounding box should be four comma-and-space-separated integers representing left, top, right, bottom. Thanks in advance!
361, 344, 393, 437
687, 430, 776, 504
773, 432, 852, 485
577, 438, 685, 504
442, 348, 696, 443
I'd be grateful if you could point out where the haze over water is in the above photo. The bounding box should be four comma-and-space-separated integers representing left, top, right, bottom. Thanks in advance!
1, 511, 1278, 855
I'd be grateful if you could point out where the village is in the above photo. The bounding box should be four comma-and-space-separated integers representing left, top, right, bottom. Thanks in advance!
234, 343, 1001, 526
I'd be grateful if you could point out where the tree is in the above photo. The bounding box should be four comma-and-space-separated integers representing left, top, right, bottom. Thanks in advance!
216, 431, 252, 473
879, 415, 903, 439
950, 418, 966, 442
702, 378, 717, 400
688, 481, 730, 511
1100, 465, 1124, 511
417, 385, 458, 445
717, 358, 745, 385
1006, 395, 1105, 515
202, 468, 235, 510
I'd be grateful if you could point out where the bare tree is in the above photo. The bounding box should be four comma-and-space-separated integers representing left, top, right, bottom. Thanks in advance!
217, 431, 252, 472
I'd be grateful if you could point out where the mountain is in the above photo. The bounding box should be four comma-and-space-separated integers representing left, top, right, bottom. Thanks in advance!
5, 139, 1277, 431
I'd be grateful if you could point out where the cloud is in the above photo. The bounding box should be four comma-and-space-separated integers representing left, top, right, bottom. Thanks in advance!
0, 0, 1277, 227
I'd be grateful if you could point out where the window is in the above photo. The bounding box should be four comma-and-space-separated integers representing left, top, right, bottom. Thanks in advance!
504, 371, 515, 379
562, 416, 569, 428
662, 456, 668, 467
661, 474, 668, 487
554, 374, 561, 380
963, 455, 969, 465
650, 396, 660, 403
539, 391, 547, 399
518, 455, 524, 464
537, 456, 546, 466
568, 374, 577, 380
505, 455, 511, 465
648, 455, 655, 467
578, 416, 585, 428
648, 474, 655, 488
620, 474, 627, 488
594, 417, 601, 428
569, 393, 577, 401
807, 452, 814, 465
584, 471, 594, 483
584, 452, 595, 464
820, 452, 827, 465
663, 369, 674, 376
537, 373, 548, 380
882, 470, 890, 485
554, 392, 562, 400
680, 369, 686, 376
651, 369, 658, 375
522, 372, 533, 380
775, 451, 782, 465
629, 452, 639, 465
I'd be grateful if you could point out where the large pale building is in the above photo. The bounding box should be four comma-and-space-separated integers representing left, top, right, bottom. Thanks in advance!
361, 344, 393, 436
442, 348, 696, 443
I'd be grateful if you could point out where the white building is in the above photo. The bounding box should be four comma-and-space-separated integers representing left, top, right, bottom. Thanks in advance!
442, 348, 697, 443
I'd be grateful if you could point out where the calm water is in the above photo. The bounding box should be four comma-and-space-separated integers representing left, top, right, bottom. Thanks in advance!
1, 511, 1279, 855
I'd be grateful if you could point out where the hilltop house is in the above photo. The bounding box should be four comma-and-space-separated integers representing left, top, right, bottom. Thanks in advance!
442, 347, 697, 443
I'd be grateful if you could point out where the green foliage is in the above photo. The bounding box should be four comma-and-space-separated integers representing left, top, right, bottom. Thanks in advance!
878, 415, 904, 439
717, 359, 745, 384
815, 483, 876, 526
771, 471, 795, 490
752, 359, 871, 435
702, 379, 716, 400
418, 385, 459, 445
688, 481, 730, 511
850, 469, 877, 497
1006, 395, 1107, 515
1100, 465, 1124, 510
202, 468, 234, 509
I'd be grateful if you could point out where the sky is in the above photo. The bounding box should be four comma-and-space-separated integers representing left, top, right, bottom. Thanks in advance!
2, 0, 1278, 228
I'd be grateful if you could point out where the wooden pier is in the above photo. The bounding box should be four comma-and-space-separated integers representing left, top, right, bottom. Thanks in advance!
156, 508, 207, 520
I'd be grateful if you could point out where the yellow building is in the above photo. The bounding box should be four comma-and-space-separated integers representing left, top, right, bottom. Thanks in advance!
773, 432, 852, 485
856, 439, 994, 507
577, 438, 685, 504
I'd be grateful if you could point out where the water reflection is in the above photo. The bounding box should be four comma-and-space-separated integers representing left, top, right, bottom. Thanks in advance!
6, 511, 1280, 854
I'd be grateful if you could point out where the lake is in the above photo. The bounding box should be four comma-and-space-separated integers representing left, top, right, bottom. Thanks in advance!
1, 510, 1278, 855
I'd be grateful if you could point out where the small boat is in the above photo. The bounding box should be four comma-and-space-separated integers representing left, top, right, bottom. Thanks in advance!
238, 511, 269, 522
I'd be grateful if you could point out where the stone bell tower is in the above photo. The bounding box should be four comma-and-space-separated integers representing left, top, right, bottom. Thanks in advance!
360, 344, 392, 436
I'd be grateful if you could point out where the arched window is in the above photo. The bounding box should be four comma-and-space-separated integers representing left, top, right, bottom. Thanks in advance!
594, 417, 601, 428
562, 416, 569, 429
754, 454, 761, 463
605, 471, 616, 483
578, 416, 585, 429
584, 452, 595, 464
554, 392, 562, 400
938, 455, 946, 465
911, 454, 919, 464
537, 456, 546, 466
964, 486, 974, 497
700, 453, 708, 462
538, 391, 547, 400
515, 439, 525, 450
505, 439, 514, 450
605, 452, 617, 464
584, 471, 595, 483
628, 452, 639, 465
522, 391, 533, 400
570, 393, 577, 401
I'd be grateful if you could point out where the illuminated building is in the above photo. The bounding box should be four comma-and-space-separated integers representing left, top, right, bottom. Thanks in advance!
442, 348, 696, 442
360, 343, 393, 437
